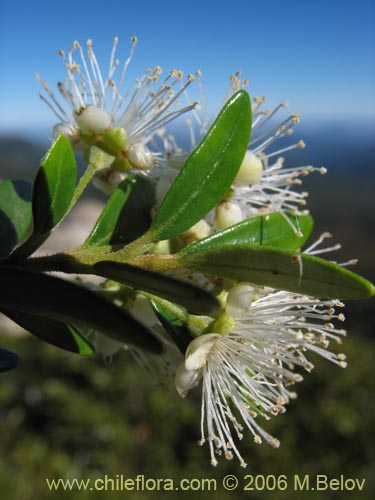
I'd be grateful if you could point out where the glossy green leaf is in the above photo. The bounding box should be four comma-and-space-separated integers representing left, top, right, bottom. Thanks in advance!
151, 90, 252, 240
85, 174, 156, 247
181, 244, 375, 300
0, 347, 19, 373
149, 299, 192, 354
0, 267, 161, 353
181, 212, 313, 256
0, 308, 94, 355
32, 135, 77, 234
11, 137, 78, 261
0, 180, 32, 258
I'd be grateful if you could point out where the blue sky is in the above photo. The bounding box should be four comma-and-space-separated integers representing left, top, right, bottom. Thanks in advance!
0, 0, 374, 137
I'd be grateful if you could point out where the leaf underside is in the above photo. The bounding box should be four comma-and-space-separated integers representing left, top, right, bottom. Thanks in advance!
1, 308, 94, 355
181, 244, 375, 300
85, 174, 156, 247
0, 267, 162, 353
0, 180, 32, 259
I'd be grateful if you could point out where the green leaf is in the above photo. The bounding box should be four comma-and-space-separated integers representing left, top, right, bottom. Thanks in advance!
151, 90, 252, 240
0, 180, 32, 259
0, 308, 94, 355
0, 347, 19, 373
91, 261, 220, 316
85, 174, 156, 247
181, 212, 313, 256
32, 135, 77, 234
0, 267, 162, 353
149, 299, 191, 354
11, 136, 78, 261
180, 244, 375, 300
29, 255, 220, 316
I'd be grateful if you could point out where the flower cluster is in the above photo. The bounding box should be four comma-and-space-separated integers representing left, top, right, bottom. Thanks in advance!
37, 37, 197, 191
36, 36, 363, 469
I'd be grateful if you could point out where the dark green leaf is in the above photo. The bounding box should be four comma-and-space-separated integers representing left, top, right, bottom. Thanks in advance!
0, 308, 94, 355
28, 255, 220, 316
0, 180, 32, 259
181, 244, 375, 300
85, 174, 155, 247
91, 261, 220, 316
32, 135, 77, 234
181, 212, 313, 256
151, 90, 252, 240
0, 267, 161, 353
149, 299, 192, 354
0, 347, 19, 373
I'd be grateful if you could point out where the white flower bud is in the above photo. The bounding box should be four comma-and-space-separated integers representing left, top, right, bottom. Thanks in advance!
214, 201, 243, 230
185, 333, 219, 371
226, 283, 255, 317
235, 151, 263, 186
181, 219, 211, 245
175, 361, 202, 398
152, 239, 171, 254
126, 143, 156, 171
74, 105, 113, 133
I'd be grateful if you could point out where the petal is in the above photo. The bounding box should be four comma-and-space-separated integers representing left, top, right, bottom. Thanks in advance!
226, 283, 255, 317
185, 333, 219, 371
175, 361, 202, 398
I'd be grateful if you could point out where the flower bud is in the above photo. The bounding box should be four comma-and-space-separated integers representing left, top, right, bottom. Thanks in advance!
235, 151, 263, 186
126, 143, 156, 170
181, 219, 211, 245
152, 239, 172, 254
74, 105, 113, 133
214, 201, 243, 230
102, 127, 127, 154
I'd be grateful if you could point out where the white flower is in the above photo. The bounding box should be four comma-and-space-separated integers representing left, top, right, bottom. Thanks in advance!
231, 80, 327, 228
175, 283, 346, 467
36, 37, 198, 173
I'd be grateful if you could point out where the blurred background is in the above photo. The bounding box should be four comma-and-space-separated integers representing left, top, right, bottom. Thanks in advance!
0, 0, 374, 498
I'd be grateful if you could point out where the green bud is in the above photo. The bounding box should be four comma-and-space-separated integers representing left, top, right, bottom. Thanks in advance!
102, 127, 127, 155
211, 311, 235, 335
